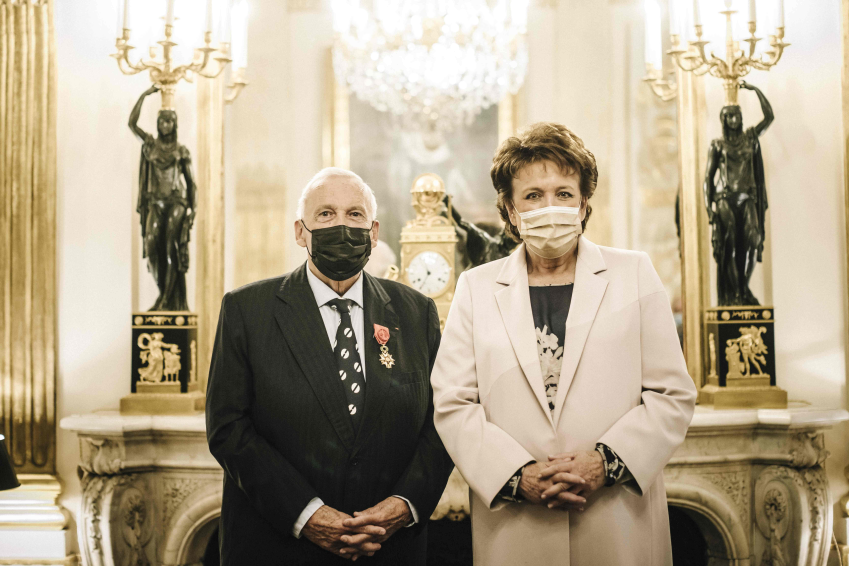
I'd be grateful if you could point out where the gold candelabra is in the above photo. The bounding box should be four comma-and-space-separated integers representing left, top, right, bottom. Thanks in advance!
112, 9, 247, 108
643, 66, 678, 102
225, 66, 248, 104
643, 2, 789, 104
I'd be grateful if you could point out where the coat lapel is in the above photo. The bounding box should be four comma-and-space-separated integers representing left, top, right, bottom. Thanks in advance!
494, 245, 553, 426
552, 238, 608, 427
351, 273, 398, 455
275, 263, 356, 450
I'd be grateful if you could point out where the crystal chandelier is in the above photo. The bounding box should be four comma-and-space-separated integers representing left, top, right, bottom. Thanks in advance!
331, 0, 529, 133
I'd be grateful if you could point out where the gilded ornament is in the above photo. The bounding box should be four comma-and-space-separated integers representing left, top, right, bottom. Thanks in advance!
725, 326, 769, 379
733, 311, 757, 320
137, 332, 182, 384
410, 173, 448, 225
190, 340, 198, 384
379, 346, 395, 369
708, 333, 718, 380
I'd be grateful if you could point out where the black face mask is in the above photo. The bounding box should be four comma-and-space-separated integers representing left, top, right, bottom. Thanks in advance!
302, 221, 374, 281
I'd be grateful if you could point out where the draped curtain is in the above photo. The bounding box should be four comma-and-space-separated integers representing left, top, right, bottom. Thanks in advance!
0, 0, 57, 474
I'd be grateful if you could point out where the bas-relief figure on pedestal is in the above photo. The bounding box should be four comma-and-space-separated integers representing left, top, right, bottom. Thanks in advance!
129, 85, 198, 312
704, 81, 773, 306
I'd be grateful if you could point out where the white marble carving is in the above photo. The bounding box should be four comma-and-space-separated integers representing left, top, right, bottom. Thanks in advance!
62, 405, 848, 566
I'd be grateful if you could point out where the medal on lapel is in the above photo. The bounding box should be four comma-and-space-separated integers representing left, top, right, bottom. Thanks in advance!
374, 324, 395, 369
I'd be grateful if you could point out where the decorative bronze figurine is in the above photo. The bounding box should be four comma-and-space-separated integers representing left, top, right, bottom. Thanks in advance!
704, 81, 773, 306
129, 86, 197, 311
443, 196, 517, 268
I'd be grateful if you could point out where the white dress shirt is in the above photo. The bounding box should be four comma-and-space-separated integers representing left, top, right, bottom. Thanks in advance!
291, 267, 418, 538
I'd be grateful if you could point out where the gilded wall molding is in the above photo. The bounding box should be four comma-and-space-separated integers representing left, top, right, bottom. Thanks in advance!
195, 75, 225, 394
322, 49, 522, 170
0, 0, 57, 474
675, 68, 711, 393
840, 0, 849, 534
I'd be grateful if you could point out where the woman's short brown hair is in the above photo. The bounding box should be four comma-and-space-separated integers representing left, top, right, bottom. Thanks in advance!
491, 122, 598, 242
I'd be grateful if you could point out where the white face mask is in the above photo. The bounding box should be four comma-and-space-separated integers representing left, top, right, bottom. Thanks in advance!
516, 205, 582, 259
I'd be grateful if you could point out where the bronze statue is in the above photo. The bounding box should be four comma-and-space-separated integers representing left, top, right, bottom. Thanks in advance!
704, 81, 773, 306
444, 196, 517, 268
129, 86, 197, 312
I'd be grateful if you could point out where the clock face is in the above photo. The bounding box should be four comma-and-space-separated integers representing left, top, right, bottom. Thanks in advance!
406, 251, 451, 295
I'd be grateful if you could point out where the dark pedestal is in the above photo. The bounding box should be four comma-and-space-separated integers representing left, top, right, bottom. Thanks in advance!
122, 311, 203, 414
699, 306, 787, 409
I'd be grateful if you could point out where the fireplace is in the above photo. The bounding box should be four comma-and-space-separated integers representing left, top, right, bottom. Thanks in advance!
61, 405, 847, 566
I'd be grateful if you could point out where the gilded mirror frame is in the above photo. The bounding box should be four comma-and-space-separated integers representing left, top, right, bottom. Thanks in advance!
322, 50, 523, 170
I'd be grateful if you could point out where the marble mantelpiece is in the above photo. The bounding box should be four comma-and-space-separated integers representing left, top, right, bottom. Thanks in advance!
61, 404, 848, 566
665, 405, 848, 566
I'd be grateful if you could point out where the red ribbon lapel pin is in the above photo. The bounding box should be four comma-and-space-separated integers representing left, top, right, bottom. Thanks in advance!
374, 324, 395, 369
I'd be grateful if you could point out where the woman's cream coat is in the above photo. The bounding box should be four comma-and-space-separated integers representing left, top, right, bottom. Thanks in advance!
431, 238, 697, 566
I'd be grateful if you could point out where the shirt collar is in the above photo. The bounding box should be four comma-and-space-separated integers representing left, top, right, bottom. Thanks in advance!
305, 263, 364, 310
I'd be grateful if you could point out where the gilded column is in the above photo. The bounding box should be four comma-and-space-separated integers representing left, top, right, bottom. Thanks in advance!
196, 74, 225, 393
0, 0, 69, 563
675, 67, 710, 395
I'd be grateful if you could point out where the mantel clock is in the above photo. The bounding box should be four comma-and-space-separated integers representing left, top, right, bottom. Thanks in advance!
399, 174, 458, 328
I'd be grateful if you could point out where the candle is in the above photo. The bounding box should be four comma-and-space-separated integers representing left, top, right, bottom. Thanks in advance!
748, 0, 756, 23
668, 0, 678, 36
692, 0, 701, 26
122, 0, 130, 30
231, 0, 248, 68
206, 0, 213, 33
219, 0, 232, 45
777, 0, 784, 27
165, 0, 175, 26
644, 0, 663, 71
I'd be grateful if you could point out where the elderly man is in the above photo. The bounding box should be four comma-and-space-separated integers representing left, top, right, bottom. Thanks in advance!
206, 168, 454, 564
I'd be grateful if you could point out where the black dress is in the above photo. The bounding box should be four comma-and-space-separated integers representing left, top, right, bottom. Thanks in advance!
528, 285, 574, 412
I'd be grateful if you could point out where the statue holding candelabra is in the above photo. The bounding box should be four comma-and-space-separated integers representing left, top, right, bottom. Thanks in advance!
705, 81, 773, 307
130, 85, 197, 312
642, 0, 788, 408
113, 0, 248, 414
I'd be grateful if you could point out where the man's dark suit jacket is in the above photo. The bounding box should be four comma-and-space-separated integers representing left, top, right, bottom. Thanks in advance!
206, 263, 455, 565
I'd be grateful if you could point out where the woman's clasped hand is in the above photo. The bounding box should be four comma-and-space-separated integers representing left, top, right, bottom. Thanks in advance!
517, 451, 605, 511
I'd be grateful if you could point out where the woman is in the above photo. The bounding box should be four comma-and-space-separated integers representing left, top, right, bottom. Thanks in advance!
431, 122, 696, 566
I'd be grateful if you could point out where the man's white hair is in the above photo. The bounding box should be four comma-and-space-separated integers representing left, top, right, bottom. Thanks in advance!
296, 167, 378, 222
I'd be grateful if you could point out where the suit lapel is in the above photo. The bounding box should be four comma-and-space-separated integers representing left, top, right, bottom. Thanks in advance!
275, 264, 356, 450
552, 239, 608, 427
494, 246, 553, 426
351, 273, 398, 455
